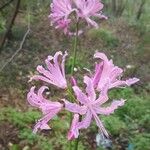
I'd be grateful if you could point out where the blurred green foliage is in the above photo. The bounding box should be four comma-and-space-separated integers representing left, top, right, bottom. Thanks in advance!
102, 116, 127, 136
88, 28, 119, 48
0, 14, 6, 33
66, 56, 85, 74
0, 107, 40, 128
130, 133, 150, 150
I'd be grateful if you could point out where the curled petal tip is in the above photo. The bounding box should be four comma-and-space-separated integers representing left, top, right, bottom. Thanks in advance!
28, 77, 35, 83
28, 78, 32, 83
30, 86, 36, 90
30, 51, 67, 89
64, 51, 68, 55
126, 77, 140, 86
47, 55, 53, 61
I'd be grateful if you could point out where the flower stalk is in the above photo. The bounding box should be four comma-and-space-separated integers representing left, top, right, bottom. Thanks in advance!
70, 21, 80, 150
71, 21, 79, 75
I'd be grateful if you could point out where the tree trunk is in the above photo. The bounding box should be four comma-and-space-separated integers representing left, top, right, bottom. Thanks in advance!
0, 0, 21, 51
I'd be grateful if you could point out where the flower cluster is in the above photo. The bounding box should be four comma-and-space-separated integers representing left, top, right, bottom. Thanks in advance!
49, 0, 107, 35
27, 51, 139, 140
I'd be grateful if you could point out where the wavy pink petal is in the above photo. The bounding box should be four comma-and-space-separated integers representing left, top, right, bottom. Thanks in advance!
92, 109, 109, 138
67, 114, 79, 140
64, 100, 87, 115
73, 86, 88, 104
27, 86, 63, 133
84, 76, 96, 101
110, 78, 140, 88
30, 51, 67, 89
92, 52, 139, 91
77, 109, 92, 129
95, 99, 125, 115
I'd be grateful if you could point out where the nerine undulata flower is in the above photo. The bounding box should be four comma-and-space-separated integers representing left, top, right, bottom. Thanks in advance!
27, 51, 139, 140
49, 0, 107, 35
30, 51, 68, 89
92, 52, 139, 91
49, 0, 75, 34
74, 0, 107, 28
64, 76, 125, 140
27, 86, 63, 133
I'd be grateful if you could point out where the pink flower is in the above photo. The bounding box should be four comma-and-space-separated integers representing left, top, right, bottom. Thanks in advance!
75, 0, 107, 28
55, 19, 71, 35
92, 52, 139, 91
64, 76, 125, 139
49, 0, 76, 34
30, 51, 68, 89
27, 86, 63, 133
49, 0, 107, 34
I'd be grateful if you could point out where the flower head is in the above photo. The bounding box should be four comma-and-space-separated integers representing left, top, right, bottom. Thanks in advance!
92, 52, 139, 91
64, 76, 125, 139
30, 51, 68, 89
75, 0, 107, 28
27, 86, 63, 133
49, 0, 76, 34
49, 0, 107, 35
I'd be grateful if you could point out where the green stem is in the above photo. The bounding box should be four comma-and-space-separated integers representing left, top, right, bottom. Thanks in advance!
74, 137, 80, 150
71, 21, 79, 75
67, 88, 76, 102
72, 22, 80, 150
69, 21, 79, 150
69, 139, 72, 150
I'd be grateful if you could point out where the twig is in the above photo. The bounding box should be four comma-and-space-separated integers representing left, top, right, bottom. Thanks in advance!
0, 9, 30, 73
0, 0, 21, 50
0, 28, 30, 72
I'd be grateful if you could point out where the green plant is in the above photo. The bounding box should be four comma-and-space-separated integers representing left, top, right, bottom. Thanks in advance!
139, 113, 150, 131
115, 95, 149, 120
88, 28, 119, 48
109, 88, 134, 99
0, 15, 6, 33
9, 144, 20, 150
19, 128, 39, 144
130, 133, 150, 150
19, 128, 53, 150
66, 56, 86, 74
0, 108, 40, 128
102, 116, 127, 135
